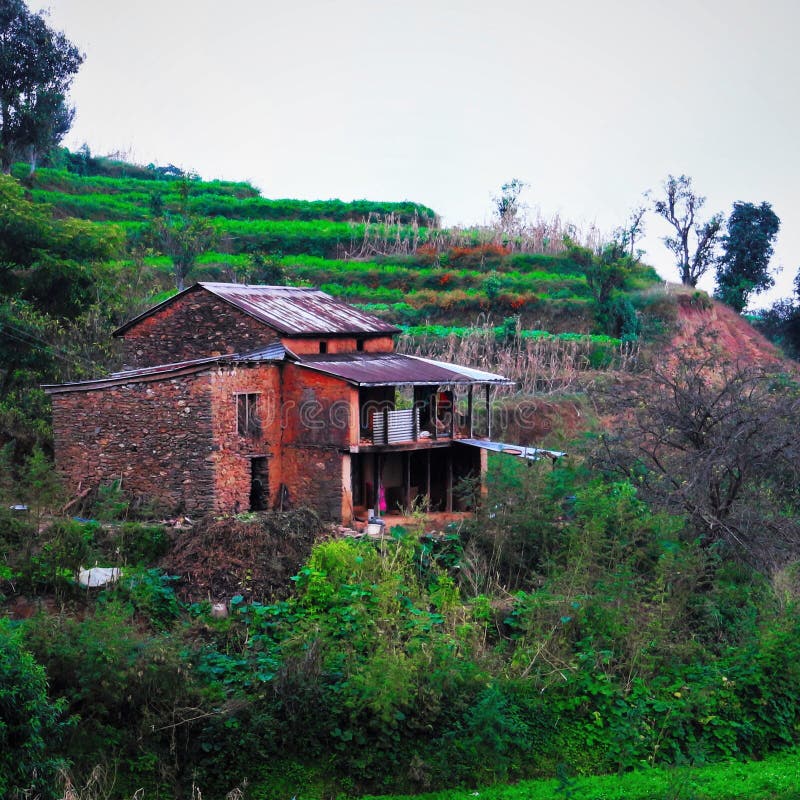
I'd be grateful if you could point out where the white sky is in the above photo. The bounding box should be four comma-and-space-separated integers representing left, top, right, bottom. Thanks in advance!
35, 0, 800, 307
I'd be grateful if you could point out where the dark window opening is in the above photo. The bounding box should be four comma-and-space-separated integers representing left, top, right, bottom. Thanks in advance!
319, 341, 328, 353
356, 338, 365, 352
249, 457, 269, 511
237, 393, 261, 437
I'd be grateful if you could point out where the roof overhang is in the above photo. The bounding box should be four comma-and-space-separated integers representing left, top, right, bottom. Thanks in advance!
293, 353, 513, 387
44, 344, 288, 395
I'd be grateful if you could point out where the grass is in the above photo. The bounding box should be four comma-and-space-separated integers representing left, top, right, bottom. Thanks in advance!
361, 749, 800, 800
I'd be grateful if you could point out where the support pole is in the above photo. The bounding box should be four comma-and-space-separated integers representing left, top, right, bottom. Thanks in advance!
486, 385, 492, 440
426, 450, 431, 506
449, 387, 454, 439
446, 450, 453, 512
467, 385, 474, 438
405, 452, 411, 510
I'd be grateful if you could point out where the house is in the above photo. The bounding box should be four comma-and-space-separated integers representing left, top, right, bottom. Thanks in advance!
45, 283, 512, 523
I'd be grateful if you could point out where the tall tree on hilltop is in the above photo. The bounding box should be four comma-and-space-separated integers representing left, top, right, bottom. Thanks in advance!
493, 178, 528, 236
654, 174, 724, 287
0, 0, 83, 173
144, 177, 215, 291
714, 201, 780, 312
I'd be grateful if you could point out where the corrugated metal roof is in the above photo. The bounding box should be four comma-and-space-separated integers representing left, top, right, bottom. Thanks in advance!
460, 439, 566, 461
44, 345, 288, 394
113, 283, 400, 337
295, 353, 512, 387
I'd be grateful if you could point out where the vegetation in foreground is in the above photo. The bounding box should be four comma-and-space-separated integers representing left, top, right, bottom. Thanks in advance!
4, 418, 800, 798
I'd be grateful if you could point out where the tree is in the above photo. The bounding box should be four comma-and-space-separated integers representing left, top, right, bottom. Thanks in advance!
0, 0, 83, 173
144, 177, 215, 290
596, 345, 800, 572
492, 178, 528, 235
754, 267, 800, 360
0, 620, 67, 800
569, 240, 639, 338
614, 202, 647, 260
653, 174, 724, 287
714, 201, 780, 312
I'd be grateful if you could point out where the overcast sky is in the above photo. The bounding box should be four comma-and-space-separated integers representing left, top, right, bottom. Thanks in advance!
35, 0, 800, 306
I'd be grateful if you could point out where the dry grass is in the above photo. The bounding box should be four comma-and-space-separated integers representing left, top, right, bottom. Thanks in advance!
344, 211, 605, 259
397, 328, 639, 395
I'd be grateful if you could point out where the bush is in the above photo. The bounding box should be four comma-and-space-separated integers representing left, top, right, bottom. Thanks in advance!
0, 620, 67, 800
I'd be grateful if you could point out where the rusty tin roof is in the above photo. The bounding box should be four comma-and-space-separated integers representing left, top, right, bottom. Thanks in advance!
294, 353, 512, 387
114, 283, 400, 337
43, 344, 288, 394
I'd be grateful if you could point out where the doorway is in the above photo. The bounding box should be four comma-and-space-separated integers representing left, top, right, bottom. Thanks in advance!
249, 457, 269, 511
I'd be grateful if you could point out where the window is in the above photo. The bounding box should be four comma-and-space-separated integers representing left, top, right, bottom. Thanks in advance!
236, 393, 261, 437
356, 338, 365, 352
319, 341, 328, 354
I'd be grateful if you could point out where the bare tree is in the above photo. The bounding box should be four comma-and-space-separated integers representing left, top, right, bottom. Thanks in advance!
653, 175, 723, 287
594, 341, 800, 572
614, 201, 648, 261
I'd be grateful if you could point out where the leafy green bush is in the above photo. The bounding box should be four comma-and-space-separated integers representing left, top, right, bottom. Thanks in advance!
115, 521, 169, 564
0, 620, 67, 800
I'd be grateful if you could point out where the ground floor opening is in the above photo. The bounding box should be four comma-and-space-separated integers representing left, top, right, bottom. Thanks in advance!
348, 443, 483, 521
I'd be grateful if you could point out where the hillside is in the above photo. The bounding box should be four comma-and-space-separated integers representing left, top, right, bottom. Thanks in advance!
3, 154, 800, 800
10, 155, 661, 334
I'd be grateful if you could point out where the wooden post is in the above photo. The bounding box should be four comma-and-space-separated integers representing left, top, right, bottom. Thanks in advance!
449, 388, 454, 439
382, 406, 389, 446
426, 450, 431, 505
467, 385, 474, 438
405, 452, 411, 510
446, 450, 453, 512
432, 390, 438, 440
373, 455, 380, 516
486, 385, 492, 440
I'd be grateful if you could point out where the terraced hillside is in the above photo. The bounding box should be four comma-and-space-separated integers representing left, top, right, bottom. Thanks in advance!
13, 157, 662, 339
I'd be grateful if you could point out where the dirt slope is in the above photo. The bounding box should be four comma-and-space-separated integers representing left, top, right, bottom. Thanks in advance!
670, 293, 784, 367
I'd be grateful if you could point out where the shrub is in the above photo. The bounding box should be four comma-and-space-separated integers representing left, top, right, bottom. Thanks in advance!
0, 620, 67, 800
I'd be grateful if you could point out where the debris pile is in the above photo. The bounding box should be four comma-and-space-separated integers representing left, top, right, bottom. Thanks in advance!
160, 508, 326, 603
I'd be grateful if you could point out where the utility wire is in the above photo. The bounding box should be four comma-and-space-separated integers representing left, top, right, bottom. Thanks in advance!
0, 321, 104, 371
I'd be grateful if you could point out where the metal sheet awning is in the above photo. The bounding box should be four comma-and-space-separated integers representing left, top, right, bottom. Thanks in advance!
460, 439, 566, 461
295, 353, 512, 387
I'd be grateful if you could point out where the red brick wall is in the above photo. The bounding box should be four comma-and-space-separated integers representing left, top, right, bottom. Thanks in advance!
207, 363, 282, 512
52, 360, 362, 521
279, 363, 352, 520
52, 374, 216, 514
283, 335, 395, 355
281, 364, 353, 449
119, 288, 279, 368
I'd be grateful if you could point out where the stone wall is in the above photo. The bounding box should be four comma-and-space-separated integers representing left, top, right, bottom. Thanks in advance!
207, 363, 282, 512
52, 373, 216, 514
119, 288, 279, 368
281, 445, 344, 521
